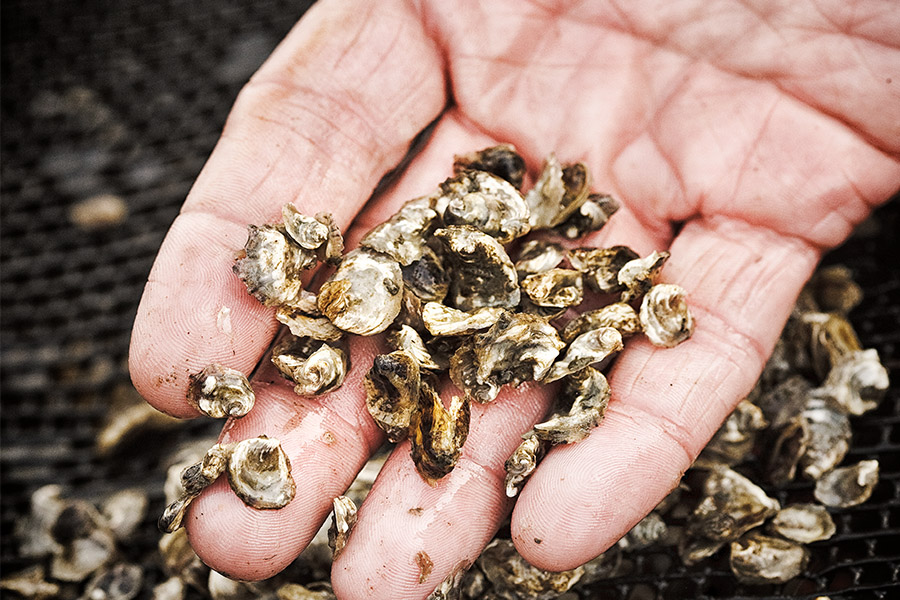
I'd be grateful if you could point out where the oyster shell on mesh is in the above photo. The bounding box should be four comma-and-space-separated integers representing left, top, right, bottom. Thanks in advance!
543, 327, 623, 383
618, 511, 668, 552
766, 414, 810, 486
449, 311, 565, 403
802, 311, 862, 380
234, 224, 317, 306
422, 302, 504, 337
514, 240, 566, 278
533, 366, 611, 444
796, 394, 851, 480
520, 268, 583, 309
814, 459, 879, 507
477, 539, 584, 600
453, 144, 526, 189
618, 250, 669, 303
410, 380, 470, 482
695, 400, 768, 467
754, 374, 812, 430
271, 337, 348, 396
553, 193, 620, 240
768, 503, 836, 544
186, 364, 255, 419
401, 245, 449, 303
227, 436, 296, 509
640, 283, 694, 348
680, 466, 780, 565
327, 496, 358, 560
282, 204, 329, 250
318, 248, 403, 336
820, 348, 889, 415
364, 350, 421, 442
435, 226, 520, 311
47, 500, 117, 582
360, 196, 441, 266
560, 302, 641, 343
567, 246, 639, 295
504, 434, 546, 498
729, 531, 809, 585
386, 325, 440, 370
82, 563, 144, 600
440, 170, 531, 244
275, 307, 344, 342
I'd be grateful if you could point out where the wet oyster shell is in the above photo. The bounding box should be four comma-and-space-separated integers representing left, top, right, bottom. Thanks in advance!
272, 339, 348, 396
520, 268, 583, 308
504, 434, 546, 498
806, 264, 863, 315
533, 366, 611, 444
618, 511, 668, 552
544, 327, 623, 383
821, 348, 889, 415
314, 211, 344, 266
453, 144, 526, 189
696, 400, 767, 467
386, 325, 440, 370
276, 307, 345, 342
359, 196, 440, 266
802, 311, 862, 380
318, 248, 403, 336
553, 193, 620, 239
477, 539, 584, 600
422, 302, 504, 337
327, 495, 358, 560
436, 226, 520, 311
768, 503, 836, 544
729, 531, 809, 585
797, 394, 851, 480
640, 283, 693, 348
560, 302, 641, 343
814, 459, 879, 508
440, 170, 531, 244
364, 350, 421, 443
567, 246, 639, 295
401, 245, 449, 303
618, 250, 669, 303
234, 224, 316, 306
186, 364, 255, 419
524, 156, 591, 230
514, 240, 565, 278
410, 382, 470, 482
766, 415, 810, 485
282, 204, 329, 250
227, 436, 296, 509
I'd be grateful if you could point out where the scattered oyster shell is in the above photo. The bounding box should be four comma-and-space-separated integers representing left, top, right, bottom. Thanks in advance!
806, 264, 863, 314
410, 381, 470, 482
802, 311, 862, 380
359, 196, 440, 266
386, 325, 441, 370
567, 246, 639, 294
543, 327, 623, 383
422, 302, 504, 337
560, 302, 641, 343
234, 224, 316, 306
440, 170, 531, 244
283, 204, 329, 250
453, 144, 526, 189
768, 503, 836, 543
639, 283, 693, 348
401, 245, 449, 303
520, 268, 583, 308
436, 226, 520, 311
618, 250, 669, 303
227, 436, 296, 509
696, 400, 768, 467
312, 211, 344, 266
533, 366, 611, 444
327, 496, 358, 560
271, 337, 348, 396
159, 444, 230, 533
618, 512, 668, 552
514, 240, 565, 278
318, 248, 403, 336
186, 364, 255, 419
524, 156, 591, 230
553, 193, 619, 239
477, 539, 584, 600
504, 434, 546, 498
729, 531, 809, 584
364, 350, 421, 442
797, 394, 851, 480
820, 348, 889, 415
814, 459, 880, 507
276, 307, 345, 341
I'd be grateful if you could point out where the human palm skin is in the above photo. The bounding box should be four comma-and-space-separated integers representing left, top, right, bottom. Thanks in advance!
129, 0, 899, 597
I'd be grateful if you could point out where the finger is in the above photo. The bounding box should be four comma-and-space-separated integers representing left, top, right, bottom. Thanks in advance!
129, 0, 446, 417
511, 215, 820, 570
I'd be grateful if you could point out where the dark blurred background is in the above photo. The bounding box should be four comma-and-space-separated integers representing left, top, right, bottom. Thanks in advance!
1, 1, 899, 598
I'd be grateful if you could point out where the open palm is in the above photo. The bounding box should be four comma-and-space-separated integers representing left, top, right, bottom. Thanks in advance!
130, 0, 899, 597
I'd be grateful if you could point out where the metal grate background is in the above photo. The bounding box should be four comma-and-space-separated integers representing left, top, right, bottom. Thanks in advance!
1, 1, 898, 598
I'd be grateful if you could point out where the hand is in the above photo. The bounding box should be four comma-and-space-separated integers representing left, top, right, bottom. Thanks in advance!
129, 0, 900, 596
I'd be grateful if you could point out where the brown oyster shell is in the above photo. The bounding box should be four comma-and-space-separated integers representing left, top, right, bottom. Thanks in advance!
271, 337, 348, 396
327, 495, 358, 560
364, 350, 421, 443
768, 503, 836, 544
410, 381, 470, 482
520, 268, 584, 308
533, 366, 611, 444
435, 226, 520, 311
639, 283, 694, 348
729, 531, 809, 585
504, 434, 546, 498
401, 245, 449, 303
524, 155, 591, 230
422, 302, 504, 337
440, 170, 531, 244
386, 325, 440, 370
452, 144, 526, 189
477, 539, 584, 599
514, 240, 566, 278
186, 364, 255, 419
282, 204, 329, 250
234, 224, 316, 307
814, 459, 879, 507
567, 246, 639, 295
544, 327, 623, 383
359, 196, 440, 266
275, 307, 344, 342
226, 436, 296, 509
618, 250, 669, 303
553, 192, 620, 239
560, 302, 641, 343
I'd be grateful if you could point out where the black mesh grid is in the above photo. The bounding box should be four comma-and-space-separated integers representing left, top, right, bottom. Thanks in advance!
1, 1, 898, 598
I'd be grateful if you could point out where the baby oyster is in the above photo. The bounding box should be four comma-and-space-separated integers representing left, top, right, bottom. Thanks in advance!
401, 245, 449, 303
327, 495, 358, 560
275, 307, 344, 342
524, 155, 591, 230
386, 325, 440, 370
186, 364, 255, 419
410, 381, 470, 482
821, 348, 889, 415
807, 264, 863, 314
422, 302, 504, 337
271, 338, 348, 396
282, 204, 329, 250
450, 312, 565, 403
561, 302, 641, 343
768, 503, 836, 544
729, 531, 809, 585
814, 459, 879, 507
364, 350, 421, 442
504, 434, 546, 498
533, 366, 611, 444
696, 400, 768, 467
640, 284, 694, 348
544, 327, 623, 383
478, 539, 584, 599
797, 394, 851, 480
520, 268, 583, 309
227, 436, 296, 509
618, 250, 669, 303
618, 512, 668, 552
440, 170, 531, 244
360, 196, 440, 266
514, 240, 566, 278
453, 144, 526, 189
435, 226, 520, 311
234, 224, 316, 307
553, 193, 620, 239
318, 248, 403, 336
313, 211, 344, 266
567, 246, 639, 295
159, 444, 230, 533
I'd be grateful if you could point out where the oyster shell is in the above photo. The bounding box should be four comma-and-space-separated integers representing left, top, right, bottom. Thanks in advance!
401, 245, 449, 303
82, 563, 143, 600
729, 531, 809, 584
234, 224, 316, 306
449, 312, 564, 403
440, 170, 531, 244
543, 327, 623, 383
435, 226, 520, 311
364, 350, 421, 443
186, 364, 255, 419
275, 307, 344, 342
520, 268, 583, 308
453, 144, 526, 189
410, 381, 470, 482
618, 250, 669, 303
696, 400, 767, 467
553, 193, 620, 239
504, 434, 546, 498
386, 325, 440, 370
318, 248, 403, 336
514, 240, 565, 278
282, 204, 329, 250
227, 436, 296, 509
618, 512, 668, 552
360, 196, 440, 266
802, 312, 862, 380
567, 246, 639, 295
560, 302, 641, 343
639, 283, 693, 348
806, 264, 863, 315
477, 539, 584, 600
313, 211, 344, 266
422, 302, 504, 337
159, 444, 230, 533
768, 503, 836, 543
814, 459, 879, 507
820, 348, 889, 415
271, 338, 348, 396
533, 366, 611, 444
797, 394, 851, 480
327, 496, 358, 560
524, 155, 591, 230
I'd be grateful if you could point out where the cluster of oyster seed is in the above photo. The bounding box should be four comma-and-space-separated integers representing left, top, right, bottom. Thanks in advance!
230, 144, 694, 486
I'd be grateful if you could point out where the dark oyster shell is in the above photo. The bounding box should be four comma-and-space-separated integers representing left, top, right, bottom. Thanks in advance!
186, 364, 255, 419
364, 350, 421, 443
436, 226, 520, 311
440, 170, 530, 244
567, 246, 639, 294
327, 495, 358, 560
618, 250, 669, 303
553, 193, 620, 239
453, 144, 526, 189
410, 380, 470, 482
533, 366, 611, 444
560, 302, 641, 343
234, 224, 316, 307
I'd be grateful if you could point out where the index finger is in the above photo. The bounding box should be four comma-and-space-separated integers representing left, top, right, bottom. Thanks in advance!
129, 0, 446, 417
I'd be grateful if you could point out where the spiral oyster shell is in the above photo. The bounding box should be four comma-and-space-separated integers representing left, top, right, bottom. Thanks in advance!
226, 436, 295, 509
435, 226, 520, 311
640, 283, 694, 348
186, 364, 255, 419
